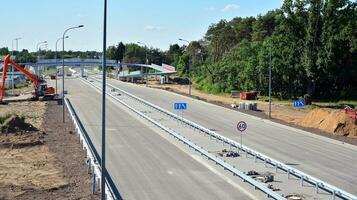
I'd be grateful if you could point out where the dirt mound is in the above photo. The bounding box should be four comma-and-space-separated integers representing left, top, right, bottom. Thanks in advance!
298, 108, 357, 137
0, 115, 43, 148
1, 115, 38, 134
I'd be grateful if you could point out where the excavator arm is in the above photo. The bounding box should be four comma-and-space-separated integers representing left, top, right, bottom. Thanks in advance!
1, 54, 40, 101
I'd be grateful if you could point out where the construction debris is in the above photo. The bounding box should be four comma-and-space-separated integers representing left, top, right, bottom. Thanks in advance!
244, 170, 274, 183
218, 149, 240, 157
285, 194, 304, 200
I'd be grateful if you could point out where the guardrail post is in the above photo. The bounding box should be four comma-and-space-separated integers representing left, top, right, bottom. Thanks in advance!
264, 159, 267, 167
315, 182, 319, 194
332, 190, 336, 200
275, 164, 278, 172
92, 173, 96, 194
83, 147, 88, 158
300, 176, 304, 186
87, 159, 91, 174
97, 177, 100, 193
287, 170, 290, 179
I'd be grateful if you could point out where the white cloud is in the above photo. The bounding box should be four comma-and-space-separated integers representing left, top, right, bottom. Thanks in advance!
222, 4, 240, 12
144, 25, 162, 31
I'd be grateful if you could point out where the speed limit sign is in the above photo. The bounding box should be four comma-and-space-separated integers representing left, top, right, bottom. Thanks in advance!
237, 121, 247, 132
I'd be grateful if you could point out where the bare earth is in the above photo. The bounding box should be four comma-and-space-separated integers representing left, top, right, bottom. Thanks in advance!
0, 100, 99, 200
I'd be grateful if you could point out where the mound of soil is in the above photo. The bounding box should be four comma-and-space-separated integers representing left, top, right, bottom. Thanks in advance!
298, 108, 357, 137
1, 115, 38, 134
0, 115, 43, 148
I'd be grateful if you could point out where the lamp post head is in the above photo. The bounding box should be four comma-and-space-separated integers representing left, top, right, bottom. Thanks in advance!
78, 25, 84, 28
65, 36, 69, 39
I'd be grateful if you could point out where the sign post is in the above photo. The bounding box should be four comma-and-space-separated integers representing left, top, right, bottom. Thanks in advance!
237, 121, 247, 150
174, 103, 187, 125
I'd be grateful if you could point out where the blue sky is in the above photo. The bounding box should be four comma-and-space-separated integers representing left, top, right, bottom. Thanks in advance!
1, 0, 282, 52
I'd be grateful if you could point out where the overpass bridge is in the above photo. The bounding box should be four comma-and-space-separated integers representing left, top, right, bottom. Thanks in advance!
25, 59, 176, 78
1, 58, 176, 78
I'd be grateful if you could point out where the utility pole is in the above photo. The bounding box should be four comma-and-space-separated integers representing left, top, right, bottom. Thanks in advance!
269, 42, 272, 119
101, 0, 107, 199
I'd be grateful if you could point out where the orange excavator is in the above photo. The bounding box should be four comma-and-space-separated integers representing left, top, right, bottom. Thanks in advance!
0, 54, 55, 102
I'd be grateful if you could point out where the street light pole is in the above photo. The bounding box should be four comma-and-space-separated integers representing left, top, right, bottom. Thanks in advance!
138, 42, 149, 86
55, 36, 69, 94
179, 38, 191, 96
269, 41, 272, 119
11, 37, 22, 95
101, 0, 107, 199
62, 25, 84, 123
36, 41, 47, 77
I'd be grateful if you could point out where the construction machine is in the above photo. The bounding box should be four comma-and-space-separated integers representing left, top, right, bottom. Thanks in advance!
0, 54, 55, 102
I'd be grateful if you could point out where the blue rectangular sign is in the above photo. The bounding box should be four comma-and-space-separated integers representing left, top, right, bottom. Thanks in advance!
174, 103, 187, 110
293, 100, 305, 107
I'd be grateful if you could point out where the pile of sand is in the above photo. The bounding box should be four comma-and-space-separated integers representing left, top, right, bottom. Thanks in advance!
1, 115, 38, 134
298, 108, 357, 137
0, 115, 68, 199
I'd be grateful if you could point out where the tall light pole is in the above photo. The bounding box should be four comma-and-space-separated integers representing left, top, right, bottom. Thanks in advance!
269, 41, 272, 119
179, 38, 192, 96
55, 36, 69, 94
11, 37, 22, 94
137, 42, 149, 86
101, 0, 107, 199
36, 41, 47, 77
62, 25, 84, 123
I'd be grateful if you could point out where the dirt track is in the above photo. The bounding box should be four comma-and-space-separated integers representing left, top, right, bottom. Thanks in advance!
0, 100, 99, 200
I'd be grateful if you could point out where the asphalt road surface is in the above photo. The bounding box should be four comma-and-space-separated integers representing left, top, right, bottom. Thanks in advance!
63, 78, 259, 200
103, 77, 357, 196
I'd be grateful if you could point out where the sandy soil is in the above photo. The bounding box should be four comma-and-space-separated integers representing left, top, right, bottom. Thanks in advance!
0, 100, 99, 200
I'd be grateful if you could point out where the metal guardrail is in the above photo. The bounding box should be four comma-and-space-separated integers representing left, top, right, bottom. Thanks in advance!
65, 98, 123, 200
87, 77, 357, 200
83, 78, 285, 200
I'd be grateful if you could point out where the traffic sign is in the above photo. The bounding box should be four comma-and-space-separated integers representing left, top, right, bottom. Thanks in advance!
293, 100, 305, 107
174, 103, 187, 110
237, 121, 247, 132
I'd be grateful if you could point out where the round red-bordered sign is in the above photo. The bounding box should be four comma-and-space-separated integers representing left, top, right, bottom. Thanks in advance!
237, 121, 247, 132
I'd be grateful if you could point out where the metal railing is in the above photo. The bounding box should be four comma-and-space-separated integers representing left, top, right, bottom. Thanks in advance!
83, 78, 285, 200
87, 77, 357, 200
65, 98, 123, 200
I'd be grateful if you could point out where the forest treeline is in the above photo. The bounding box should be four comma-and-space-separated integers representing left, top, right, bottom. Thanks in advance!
175, 0, 357, 99
2, 0, 356, 99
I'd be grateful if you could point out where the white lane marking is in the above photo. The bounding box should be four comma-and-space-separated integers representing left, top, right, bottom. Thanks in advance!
190, 154, 260, 200
81, 77, 264, 199
107, 78, 357, 151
